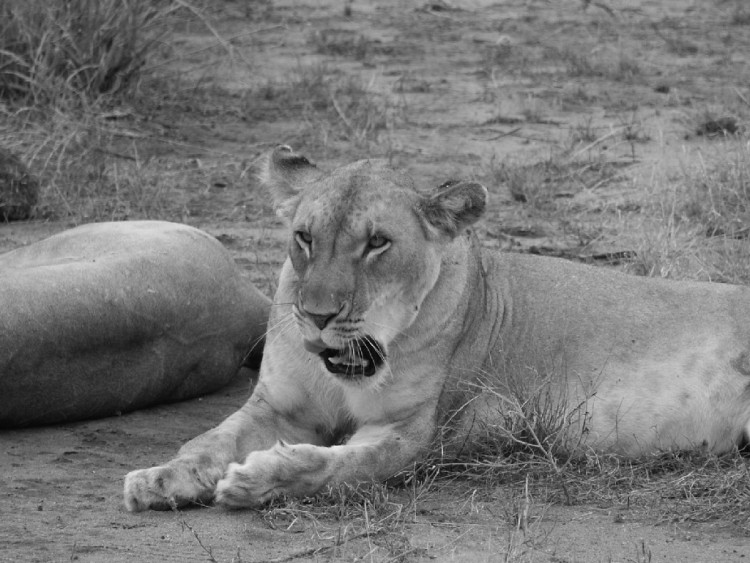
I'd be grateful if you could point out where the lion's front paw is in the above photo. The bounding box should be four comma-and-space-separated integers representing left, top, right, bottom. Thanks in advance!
123, 461, 221, 512
214, 443, 328, 509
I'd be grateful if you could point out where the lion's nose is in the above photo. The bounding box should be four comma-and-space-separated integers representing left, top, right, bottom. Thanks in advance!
306, 312, 337, 330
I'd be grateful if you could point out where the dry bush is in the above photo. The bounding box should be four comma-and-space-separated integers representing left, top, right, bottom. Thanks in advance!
678, 143, 750, 239
0, 0, 178, 105
0, 0, 204, 220
0, 107, 188, 221
624, 140, 750, 283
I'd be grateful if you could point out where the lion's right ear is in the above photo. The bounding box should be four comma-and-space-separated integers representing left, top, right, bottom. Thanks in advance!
257, 145, 319, 218
417, 180, 488, 238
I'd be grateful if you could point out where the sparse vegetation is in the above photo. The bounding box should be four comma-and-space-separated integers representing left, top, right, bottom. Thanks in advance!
623, 140, 750, 283
0, 0, 176, 105
490, 153, 622, 210
553, 47, 642, 83
309, 29, 371, 61
0, 0, 188, 221
243, 66, 398, 151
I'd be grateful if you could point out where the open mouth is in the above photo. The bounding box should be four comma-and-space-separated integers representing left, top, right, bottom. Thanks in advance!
319, 337, 385, 378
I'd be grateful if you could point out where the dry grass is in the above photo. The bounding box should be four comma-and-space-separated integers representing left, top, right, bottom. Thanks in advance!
623, 139, 750, 283
0, 0, 177, 105
243, 66, 399, 152
0, 109, 186, 221
490, 152, 624, 210
0, 0, 225, 222
412, 373, 750, 536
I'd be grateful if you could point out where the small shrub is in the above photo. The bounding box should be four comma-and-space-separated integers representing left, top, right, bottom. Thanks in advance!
624, 141, 750, 283
678, 142, 750, 239
0, 112, 180, 221
696, 116, 741, 138
0, 0, 177, 105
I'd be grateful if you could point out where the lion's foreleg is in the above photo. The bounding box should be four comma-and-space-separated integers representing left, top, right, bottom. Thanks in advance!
214, 418, 433, 508
123, 396, 318, 511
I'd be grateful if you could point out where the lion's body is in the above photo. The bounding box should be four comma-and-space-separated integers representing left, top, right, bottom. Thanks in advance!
1, 221, 270, 427
124, 149, 750, 511
459, 249, 750, 455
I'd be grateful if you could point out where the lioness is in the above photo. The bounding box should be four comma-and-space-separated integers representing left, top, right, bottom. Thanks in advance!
1, 221, 269, 427
124, 146, 750, 511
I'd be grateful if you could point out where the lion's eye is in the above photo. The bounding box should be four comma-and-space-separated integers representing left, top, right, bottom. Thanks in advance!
369, 235, 387, 248
367, 234, 390, 253
295, 231, 312, 247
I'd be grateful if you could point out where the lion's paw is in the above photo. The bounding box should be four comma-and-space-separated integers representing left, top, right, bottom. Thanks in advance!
123, 461, 220, 512
214, 443, 329, 508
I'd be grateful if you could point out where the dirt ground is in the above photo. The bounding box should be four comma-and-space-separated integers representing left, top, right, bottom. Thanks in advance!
3, 0, 750, 560
3, 371, 750, 562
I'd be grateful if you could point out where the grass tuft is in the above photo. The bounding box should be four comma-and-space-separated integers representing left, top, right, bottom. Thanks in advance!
491, 153, 621, 210
243, 67, 397, 149
0, 0, 177, 106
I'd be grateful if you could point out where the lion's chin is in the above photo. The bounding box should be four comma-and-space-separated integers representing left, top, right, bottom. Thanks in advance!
318, 336, 385, 379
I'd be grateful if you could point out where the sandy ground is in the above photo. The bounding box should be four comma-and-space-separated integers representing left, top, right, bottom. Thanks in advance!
4, 370, 750, 562
3, 0, 750, 560
3, 369, 750, 562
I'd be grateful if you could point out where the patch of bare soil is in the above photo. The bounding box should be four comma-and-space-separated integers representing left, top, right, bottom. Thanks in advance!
3, 0, 750, 560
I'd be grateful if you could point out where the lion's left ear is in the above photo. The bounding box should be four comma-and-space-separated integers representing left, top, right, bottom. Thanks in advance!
417, 180, 488, 238
257, 145, 320, 218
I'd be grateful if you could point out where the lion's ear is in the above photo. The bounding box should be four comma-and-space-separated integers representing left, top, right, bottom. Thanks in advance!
417, 180, 487, 238
257, 145, 319, 218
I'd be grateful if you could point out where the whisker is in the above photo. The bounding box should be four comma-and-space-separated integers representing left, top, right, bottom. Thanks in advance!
264, 310, 295, 338
265, 313, 297, 349
362, 338, 378, 380
244, 309, 296, 362
351, 339, 363, 379
379, 352, 395, 383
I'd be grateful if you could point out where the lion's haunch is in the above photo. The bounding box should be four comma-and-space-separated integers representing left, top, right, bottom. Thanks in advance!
0, 221, 271, 428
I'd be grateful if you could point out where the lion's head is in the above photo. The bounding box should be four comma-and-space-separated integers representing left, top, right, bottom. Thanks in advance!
261, 146, 487, 383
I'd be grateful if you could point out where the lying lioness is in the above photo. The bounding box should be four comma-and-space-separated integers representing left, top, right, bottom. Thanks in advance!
124, 146, 750, 510
0, 221, 270, 427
